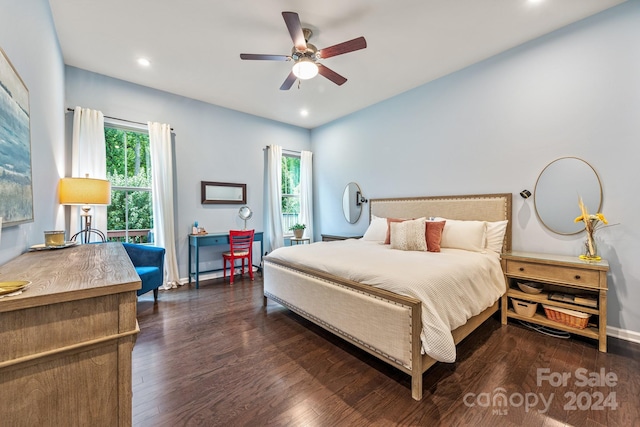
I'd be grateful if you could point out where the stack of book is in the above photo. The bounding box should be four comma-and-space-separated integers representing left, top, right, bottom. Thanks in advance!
548, 292, 597, 308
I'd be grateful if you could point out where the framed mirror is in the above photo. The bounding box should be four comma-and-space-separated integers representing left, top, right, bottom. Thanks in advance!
342, 182, 363, 224
534, 157, 602, 235
201, 181, 246, 204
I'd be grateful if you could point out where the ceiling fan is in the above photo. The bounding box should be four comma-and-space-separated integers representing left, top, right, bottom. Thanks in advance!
240, 11, 367, 90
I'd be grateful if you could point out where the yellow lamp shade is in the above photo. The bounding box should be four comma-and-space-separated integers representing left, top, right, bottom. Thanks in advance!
59, 177, 111, 206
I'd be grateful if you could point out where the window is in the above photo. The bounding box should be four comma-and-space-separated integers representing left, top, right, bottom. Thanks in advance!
281, 155, 300, 234
104, 126, 154, 243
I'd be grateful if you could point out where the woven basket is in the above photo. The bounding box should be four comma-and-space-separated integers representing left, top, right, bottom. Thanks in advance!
542, 304, 590, 329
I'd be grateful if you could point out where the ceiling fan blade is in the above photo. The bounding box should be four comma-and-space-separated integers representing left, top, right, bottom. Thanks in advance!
240, 54, 290, 61
318, 36, 367, 59
282, 11, 307, 51
317, 65, 347, 86
280, 71, 297, 90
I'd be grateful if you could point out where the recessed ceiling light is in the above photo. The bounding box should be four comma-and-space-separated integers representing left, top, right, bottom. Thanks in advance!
137, 58, 151, 67
300, 109, 309, 117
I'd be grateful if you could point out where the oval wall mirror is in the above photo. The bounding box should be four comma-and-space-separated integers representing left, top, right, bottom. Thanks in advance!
534, 157, 602, 235
342, 182, 362, 224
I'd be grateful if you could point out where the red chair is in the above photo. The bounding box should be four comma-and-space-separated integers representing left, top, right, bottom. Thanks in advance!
222, 229, 255, 284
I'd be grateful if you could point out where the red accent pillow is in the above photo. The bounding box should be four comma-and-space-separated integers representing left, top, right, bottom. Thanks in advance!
425, 221, 446, 252
384, 218, 407, 244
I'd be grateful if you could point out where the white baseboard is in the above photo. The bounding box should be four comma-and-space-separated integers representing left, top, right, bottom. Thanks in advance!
607, 326, 640, 344
177, 266, 259, 286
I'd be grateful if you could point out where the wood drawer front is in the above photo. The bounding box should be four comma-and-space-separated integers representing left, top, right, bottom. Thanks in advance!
506, 260, 600, 288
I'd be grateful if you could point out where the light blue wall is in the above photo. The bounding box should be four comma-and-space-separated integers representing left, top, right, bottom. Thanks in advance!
0, 0, 66, 264
65, 67, 311, 277
311, 2, 640, 334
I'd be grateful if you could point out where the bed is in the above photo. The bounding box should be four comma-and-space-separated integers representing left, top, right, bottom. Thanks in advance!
263, 193, 512, 400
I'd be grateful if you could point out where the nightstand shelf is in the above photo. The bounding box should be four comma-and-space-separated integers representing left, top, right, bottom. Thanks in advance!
501, 251, 608, 352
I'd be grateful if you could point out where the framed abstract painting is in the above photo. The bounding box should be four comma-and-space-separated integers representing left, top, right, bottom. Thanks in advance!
0, 46, 33, 227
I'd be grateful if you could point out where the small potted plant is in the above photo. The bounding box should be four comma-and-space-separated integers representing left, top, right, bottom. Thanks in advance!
290, 223, 306, 239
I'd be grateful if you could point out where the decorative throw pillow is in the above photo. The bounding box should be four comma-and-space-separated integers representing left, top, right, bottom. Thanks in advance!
390, 218, 427, 252
439, 218, 486, 252
425, 220, 446, 252
362, 215, 388, 242
485, 220, 509, 253
384, 217, 408, 244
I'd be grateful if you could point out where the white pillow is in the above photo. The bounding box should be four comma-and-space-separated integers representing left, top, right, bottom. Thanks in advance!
390, 218, 427, 252
485, 220, 508, 253
362, 215, 388, 242
439, 218, 486, 252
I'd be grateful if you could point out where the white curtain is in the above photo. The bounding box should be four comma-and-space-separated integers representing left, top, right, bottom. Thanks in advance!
299, 150, 314, 242
71, 107, 107, 237
266, 144, 284, 252
148, 122, 181, 289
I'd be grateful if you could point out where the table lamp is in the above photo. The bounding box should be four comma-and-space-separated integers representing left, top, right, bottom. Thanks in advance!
59, 174, 111, 243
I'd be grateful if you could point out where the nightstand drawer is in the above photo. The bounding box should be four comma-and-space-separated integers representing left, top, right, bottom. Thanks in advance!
505, 260, 600, 288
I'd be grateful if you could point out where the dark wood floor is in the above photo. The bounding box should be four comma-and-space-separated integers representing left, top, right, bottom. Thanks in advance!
133, 276, 640, 427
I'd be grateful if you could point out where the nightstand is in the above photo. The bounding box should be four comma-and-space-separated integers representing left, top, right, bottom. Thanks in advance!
290, 237, 310, 245
321, 234, 363, 242
501, 251, 608, 352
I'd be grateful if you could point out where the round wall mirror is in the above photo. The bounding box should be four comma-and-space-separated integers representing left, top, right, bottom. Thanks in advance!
238, 205, 253, 229
534, 157, 602, 235
342, 182, 362, 224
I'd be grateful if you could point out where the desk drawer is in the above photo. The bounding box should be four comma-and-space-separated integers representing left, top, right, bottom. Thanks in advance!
505, 260, 600, 288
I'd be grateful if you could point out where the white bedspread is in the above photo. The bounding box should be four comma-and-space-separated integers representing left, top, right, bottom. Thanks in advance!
266, 239, 505, 362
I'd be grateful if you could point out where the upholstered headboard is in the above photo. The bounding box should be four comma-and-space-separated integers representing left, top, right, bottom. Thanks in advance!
370, 193, 513, 252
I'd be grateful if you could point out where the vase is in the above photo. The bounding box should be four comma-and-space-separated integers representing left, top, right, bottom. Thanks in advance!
293, 229, 304, 239
579, 234, 601, 261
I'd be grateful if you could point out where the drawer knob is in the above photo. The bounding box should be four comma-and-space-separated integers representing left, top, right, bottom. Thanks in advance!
519, 267, 525, 272
575, 275, 581, 280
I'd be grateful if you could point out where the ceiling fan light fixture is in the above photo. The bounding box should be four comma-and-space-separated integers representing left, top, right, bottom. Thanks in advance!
292, 58, 318, 80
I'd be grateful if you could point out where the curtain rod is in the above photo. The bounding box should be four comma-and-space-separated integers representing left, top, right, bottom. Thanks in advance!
65, 108, 174, 131
264, 145, 300, 155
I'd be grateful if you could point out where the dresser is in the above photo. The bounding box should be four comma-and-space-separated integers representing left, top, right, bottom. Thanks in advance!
501, 251, 608, 352
0, 243, 140, 426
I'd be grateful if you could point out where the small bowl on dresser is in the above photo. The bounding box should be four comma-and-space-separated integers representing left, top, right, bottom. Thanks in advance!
517, 281, 544, 294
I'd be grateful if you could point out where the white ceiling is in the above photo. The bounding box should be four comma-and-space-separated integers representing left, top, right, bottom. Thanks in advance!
49, 0, 626, 129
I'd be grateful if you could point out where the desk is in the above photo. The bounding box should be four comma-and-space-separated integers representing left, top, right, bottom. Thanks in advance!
0, 243, 139, 426
188, 231, 263, 288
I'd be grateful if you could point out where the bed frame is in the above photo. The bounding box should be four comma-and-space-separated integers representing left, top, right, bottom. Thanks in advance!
263, 193, 512, 400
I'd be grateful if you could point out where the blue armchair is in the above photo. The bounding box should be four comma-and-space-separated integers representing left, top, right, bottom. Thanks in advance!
122, 243, 165, 301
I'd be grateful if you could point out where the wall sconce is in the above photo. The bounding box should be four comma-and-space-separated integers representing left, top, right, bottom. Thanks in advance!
520, 189, 532, 199
356, 191, 368, 206
59, 174, 111, 243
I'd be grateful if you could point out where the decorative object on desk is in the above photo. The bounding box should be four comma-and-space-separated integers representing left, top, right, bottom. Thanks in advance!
519, 189, 531, 199
575, 195, 608, 261
201, 181, 246, 204
0, 47, 34, 228
44, 230, 65, 247
59, 174, 111, 243
517, 281, 544, 294
289, 223, 306, 239
30, 241, 78, 251
238, 205, 253, 229
0, 280, 31, 297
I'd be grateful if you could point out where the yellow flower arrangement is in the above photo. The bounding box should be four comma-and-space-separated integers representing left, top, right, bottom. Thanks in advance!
575, 196, 608, 261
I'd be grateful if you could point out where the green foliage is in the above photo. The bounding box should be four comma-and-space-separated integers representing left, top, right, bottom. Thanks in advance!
281, 156, 300, 214
289, 223, 306, 230
104, 127, 153, 239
